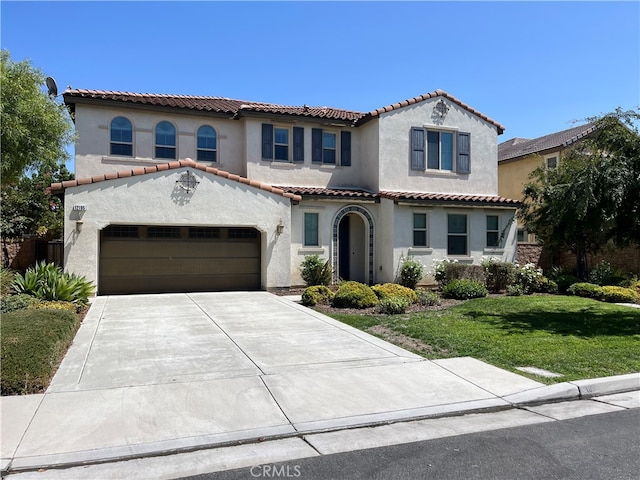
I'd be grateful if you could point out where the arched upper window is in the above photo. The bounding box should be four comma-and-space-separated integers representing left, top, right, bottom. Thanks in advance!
197, 125, 217, 162
155, 121, 176, 159
110, 116, 133, 156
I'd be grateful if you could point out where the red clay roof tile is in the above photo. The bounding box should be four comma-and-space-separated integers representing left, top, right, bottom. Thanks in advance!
63, 88, 503, 130
49, 159, 302, 202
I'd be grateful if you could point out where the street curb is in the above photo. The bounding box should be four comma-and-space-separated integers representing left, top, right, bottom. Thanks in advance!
3, 376, 638, 475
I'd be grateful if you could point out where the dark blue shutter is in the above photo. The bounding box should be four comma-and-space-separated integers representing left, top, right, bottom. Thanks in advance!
312, 128, 322, 163
457, 132, 471, 173
340, 131, 351, 166
293, 127, 304, 162
262, 124, 273, 160
410, 127, 425, 170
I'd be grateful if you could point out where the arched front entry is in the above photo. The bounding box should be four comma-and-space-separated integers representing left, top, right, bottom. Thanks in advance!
332, 205, 374, 284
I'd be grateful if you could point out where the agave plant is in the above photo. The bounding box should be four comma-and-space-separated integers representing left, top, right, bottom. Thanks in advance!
13, 261, 95, 306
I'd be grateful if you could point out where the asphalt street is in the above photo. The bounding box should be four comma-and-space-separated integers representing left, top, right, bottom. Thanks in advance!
181, 409, 640, 480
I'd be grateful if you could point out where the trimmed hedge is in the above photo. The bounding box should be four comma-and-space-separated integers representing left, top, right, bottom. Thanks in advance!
483, 260, 516, 293
1, 308, 80, 395
567, 282, 639, 304
378, 296, 409, 314
332, 281, 379, 309
301, 285, 335, 307
372, 283, 417, 304
442, 279, 488, 300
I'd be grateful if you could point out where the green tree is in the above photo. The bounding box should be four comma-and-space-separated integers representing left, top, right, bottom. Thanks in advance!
520, 108, 640, 279
0, 163, 73, 239
1, 50, 74, 184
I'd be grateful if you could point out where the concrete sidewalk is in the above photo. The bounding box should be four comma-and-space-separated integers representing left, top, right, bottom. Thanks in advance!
2, 292, 639, 475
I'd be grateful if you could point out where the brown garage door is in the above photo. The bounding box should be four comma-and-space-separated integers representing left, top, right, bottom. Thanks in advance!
99, 225, 261, 295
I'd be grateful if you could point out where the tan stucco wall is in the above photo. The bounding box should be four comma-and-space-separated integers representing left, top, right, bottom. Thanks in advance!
63, 168, 293, 290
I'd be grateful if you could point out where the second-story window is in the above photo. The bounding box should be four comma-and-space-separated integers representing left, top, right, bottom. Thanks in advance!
110, 116, 133, 156
312, 128, 351, 166
262, 124, 304, 163
197, 125, 217, 162
155, 121, 176, 159
410, 128, 470, 173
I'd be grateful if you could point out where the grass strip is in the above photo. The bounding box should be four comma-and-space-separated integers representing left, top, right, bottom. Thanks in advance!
1, 308, 80, 395
330, 295, 640, 383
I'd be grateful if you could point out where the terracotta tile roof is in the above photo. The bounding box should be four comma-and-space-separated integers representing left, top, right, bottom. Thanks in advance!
498, 122, 598, 162
379, 191, 520, 206
63, 88, 502, 129
64, 89, 364, 123
275, 186, 379, 200
364, 89, 506, 134
49, 159, 302, 201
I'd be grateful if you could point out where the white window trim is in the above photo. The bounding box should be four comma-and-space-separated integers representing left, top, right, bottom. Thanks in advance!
154, 120, 178, 160
196, 125, 218, 163
109, 116, 134, 157
411, 210, 429, 249
273, 126, 292, 162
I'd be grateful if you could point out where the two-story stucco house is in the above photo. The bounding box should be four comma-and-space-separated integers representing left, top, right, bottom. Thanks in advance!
52, 88, 519, 295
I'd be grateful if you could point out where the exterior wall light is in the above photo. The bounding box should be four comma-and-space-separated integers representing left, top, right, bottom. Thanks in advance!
276, 219, 285, 235
76, 221, 83, 233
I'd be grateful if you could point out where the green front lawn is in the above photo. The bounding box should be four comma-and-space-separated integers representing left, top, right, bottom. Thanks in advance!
329, 295, 640, 383
1, 308, 80, 395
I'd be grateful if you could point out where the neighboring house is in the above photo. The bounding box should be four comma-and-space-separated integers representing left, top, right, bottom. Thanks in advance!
498, 122, 597, 243
52, 89, 519, 295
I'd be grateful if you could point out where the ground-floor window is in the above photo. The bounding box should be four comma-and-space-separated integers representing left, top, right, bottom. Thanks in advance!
447, 213, 468, 255
413, 213, 428, 247
304, 212, 319, 246
486, 215, 500, 247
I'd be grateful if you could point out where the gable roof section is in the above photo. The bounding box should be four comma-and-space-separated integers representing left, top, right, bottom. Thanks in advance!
363, 89, 506, 134
49, 159, 302, 201
498, 122, 597, 163
63, 89, 503, 130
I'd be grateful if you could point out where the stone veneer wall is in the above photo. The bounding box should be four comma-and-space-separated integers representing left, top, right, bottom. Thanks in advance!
517, 242, 640, 276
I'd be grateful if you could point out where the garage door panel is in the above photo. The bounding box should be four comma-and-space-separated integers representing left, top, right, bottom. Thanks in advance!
101, 241, 260, 259
99, 226, 261, 295
101, 258, 260, 277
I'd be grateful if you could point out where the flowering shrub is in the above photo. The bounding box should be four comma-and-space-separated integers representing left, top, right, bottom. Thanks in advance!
514, 263, 545, 294
398, 257, 424, 289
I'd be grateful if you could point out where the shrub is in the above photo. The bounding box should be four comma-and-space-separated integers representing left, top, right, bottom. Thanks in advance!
1, 308, 80, 395
300, 255, 332, 287
539, 277, 559, 294
482, 260, 516, 293
332, 281, 379, 309
378, 296, 409, 314
1, 267, 15, 297
30, 300, 78, 314
441, 279, 488, 300
13, 262, 94, 306
398, 257, 424, 289
434, 260, 485, 287
567, 282, 602, 300
588, 261, 624, 286
599, 286, 639, 304
372, 283, 417, 304
416, 289, 441, 306
0, 294, 40, 313
301, 285, 335, 307
507, 284, 524, 296
514, 263, 545, 294
555, 274, 581, 294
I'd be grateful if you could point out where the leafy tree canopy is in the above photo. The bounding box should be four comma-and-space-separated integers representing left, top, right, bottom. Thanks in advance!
1, 50, 74, 184
1, 163, 73, 240
520, 108, 640, 279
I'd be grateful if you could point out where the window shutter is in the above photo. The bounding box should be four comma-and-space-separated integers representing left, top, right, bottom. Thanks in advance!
457, 132, 471, 173
340, 131, 351, 166
262, 124, 273, 160
410, 127, 425, 170
312, 128, 322, 163
293, 127, 304, 162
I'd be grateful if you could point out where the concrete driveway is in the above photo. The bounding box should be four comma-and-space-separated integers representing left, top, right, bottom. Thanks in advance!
4, 292, 548, 471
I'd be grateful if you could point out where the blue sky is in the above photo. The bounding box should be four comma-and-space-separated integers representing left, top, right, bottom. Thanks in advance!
2, 1, 638, 169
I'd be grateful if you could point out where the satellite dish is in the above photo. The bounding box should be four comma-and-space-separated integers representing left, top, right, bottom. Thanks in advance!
46, 77, 58, 97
